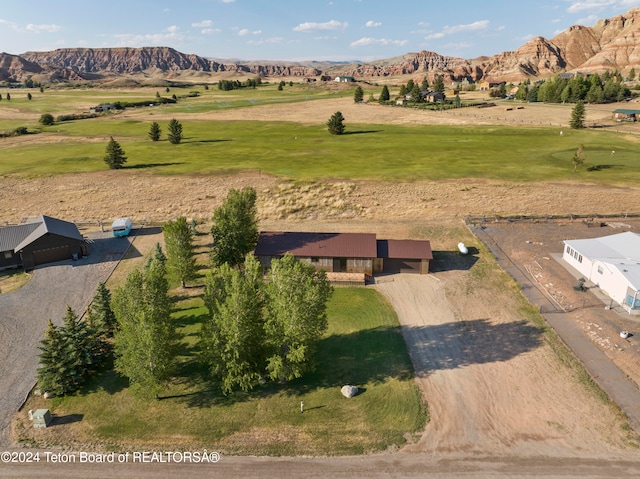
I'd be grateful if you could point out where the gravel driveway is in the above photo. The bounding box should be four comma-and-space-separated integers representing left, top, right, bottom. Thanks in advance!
0, 232, 131, 446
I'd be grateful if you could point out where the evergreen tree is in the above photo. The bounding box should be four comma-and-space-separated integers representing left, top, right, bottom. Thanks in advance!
201, 254, 265, 393
420, 76, 429, 91
88, 282, 117, 337
353, 85, 364, 103
406, 79, 415, 92
211, 187, 259, 268
27, 93, 32, 100
163, 216, 197, 288
61, 306, 95, 384
326, 110, 346, 135
628, 67, 636, 81
398, 84, 407, 96
570, 100, 586, 129
148, 121, 161, 141
37, 320, 74, 396
264, 254, 332, 382
103, 137, 127, 169
585, 83, 604, 103
6, 92, 10, 101
379, 85, 390, 103
167, 118, 183, 144
433, 75, 445, 93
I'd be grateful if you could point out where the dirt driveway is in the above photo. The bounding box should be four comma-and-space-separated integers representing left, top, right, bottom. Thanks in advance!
373, 270, 632, 458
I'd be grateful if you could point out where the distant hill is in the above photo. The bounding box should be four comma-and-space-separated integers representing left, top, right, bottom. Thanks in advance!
2, 8, 639, 84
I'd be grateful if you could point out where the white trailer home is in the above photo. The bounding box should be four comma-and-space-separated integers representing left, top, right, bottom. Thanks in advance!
563, 231, 640, 315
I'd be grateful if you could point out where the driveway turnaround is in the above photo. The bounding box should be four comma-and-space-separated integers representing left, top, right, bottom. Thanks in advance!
0, 232, 131, 446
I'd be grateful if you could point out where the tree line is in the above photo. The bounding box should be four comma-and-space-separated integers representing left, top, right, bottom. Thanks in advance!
38, 187, 332, 399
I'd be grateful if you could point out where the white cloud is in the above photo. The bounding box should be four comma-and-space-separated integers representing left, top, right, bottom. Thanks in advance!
575, 14, 599, 24
192, 20, 213, 28
201, 28, 221, 34
238, 28, 261, 36
567, 1, 616, 13
425, 32, 445, 40
248, 37, 284, 45
26, 23, 62, 33
350, 37, 408, 47
442, 20, 490, 34
109, 25, 185, 46
293, 20, 348, 32
365, 20, 382, 27
221, 0, 236, 3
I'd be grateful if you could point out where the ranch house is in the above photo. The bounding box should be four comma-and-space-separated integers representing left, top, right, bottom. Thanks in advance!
562, 231, 640, 315
254, 232, 432, 279
334, 76, 355, 82
0, 215, 85, 271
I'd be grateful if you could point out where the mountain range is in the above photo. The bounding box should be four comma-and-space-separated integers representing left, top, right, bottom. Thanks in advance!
1, 8, 639, 85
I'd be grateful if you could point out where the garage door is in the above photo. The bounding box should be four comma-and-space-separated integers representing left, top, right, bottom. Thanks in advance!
32, 245, 71, 266
383, 258, 421, 274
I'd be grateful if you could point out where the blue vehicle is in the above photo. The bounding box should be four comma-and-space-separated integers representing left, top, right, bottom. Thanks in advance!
111, 217, 132, 237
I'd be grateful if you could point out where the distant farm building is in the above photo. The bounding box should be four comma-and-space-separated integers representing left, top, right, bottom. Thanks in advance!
479, 81, 503, 91
334, 76, 355, 82
0, 215, 84, 271
254, 232, 432, 282
613, 109, 640, 122
424, 91, 445, 103
563, 232, 640, 315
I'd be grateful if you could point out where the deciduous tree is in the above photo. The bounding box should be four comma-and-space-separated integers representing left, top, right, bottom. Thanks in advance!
103, 137, 127, 169
201, 254, 265, 393
163, 216, 197, 288
264, 254, 332, 382
113, 260, 177, 398
210, 187, 259, 268
39, 113, 54, 126
572, 144, 585, 173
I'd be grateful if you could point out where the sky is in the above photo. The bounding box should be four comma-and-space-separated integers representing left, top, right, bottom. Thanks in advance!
1, 0, 640, 62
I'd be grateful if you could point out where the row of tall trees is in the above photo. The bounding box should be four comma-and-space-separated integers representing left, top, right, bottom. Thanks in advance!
514, 72, 631, 104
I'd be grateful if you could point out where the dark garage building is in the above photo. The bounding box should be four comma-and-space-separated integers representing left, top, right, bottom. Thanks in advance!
375, 239, 432, 275
0, 216, 84, 271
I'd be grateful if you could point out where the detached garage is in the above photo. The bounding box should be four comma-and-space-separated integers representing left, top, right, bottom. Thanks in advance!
0, 216, 84, 270
376, 239, 432, 274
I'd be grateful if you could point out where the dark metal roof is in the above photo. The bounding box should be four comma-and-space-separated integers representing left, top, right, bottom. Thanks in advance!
377, 240, 433, 260
1, 216, 83, 252
0, 223, 40, 252
613, 109, 640, 115
255, 232, 377, 258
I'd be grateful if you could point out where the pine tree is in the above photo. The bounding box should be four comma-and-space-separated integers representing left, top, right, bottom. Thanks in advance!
326, 111, 346, 135
61, 306, 95, 384
103, 137, 127, 169
148, 121, 161, 141
37, 320, 73, 397
629, 67, 636, 81
420, 76, 429, 91
88, 282, 117, 337
353, 86, 364, 103
433, 75, 445, 93
167, 118, 183, 144
379, 85, 390, 103
570, 101, 586, 129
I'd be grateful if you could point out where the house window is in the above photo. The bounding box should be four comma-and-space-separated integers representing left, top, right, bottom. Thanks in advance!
311, 257, 319, 263
578, 255, 582, 263
566, 246, 571, 254
4, 251, 12, 259
597, 265, 603, 274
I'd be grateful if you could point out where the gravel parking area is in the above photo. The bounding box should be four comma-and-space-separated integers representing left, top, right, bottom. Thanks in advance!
0, 232, 132, 446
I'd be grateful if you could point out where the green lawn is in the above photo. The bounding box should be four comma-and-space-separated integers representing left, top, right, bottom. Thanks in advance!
38, 288, 425, 455
2, 118, 639, 183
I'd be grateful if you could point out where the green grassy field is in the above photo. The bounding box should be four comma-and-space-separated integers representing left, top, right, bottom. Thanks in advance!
2, 84, 639, 184
36, 288, 425, 455
2, 117, 639, 183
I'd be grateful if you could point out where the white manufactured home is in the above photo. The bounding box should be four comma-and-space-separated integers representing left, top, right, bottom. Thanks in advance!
562, 231, 640, 315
